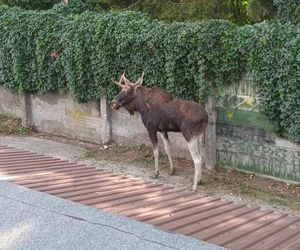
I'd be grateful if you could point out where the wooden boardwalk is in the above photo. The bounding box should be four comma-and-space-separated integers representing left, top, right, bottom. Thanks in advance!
0, 144, 299, 250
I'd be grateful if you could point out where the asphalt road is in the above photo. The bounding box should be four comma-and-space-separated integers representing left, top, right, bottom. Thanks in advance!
0, 181, 224, 250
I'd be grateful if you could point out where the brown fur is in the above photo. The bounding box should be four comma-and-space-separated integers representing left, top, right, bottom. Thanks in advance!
111, 77, 208, 189
112, 85, 208, 143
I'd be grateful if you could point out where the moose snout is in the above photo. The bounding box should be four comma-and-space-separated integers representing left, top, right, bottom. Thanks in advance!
111, 99, 120, 110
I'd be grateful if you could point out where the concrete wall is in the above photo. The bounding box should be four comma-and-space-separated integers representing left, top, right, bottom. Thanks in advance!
0, 87, 23, 118
1, 85, 299, 183
217, 125, 300, 182
215, 76, 300, 182
0, 87, 101, 143
0, 86, 192, 157
30, 93, 102, 143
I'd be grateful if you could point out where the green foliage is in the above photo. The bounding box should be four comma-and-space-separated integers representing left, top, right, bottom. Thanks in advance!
244, 21, 300, 142
0, 6, 68, 93
52, 0, 98, 14
80, 0, 249, 24
134, 0, 230, 22
274, 0, 300, 25
0, 5, 299, 143
0, 0, 60, 10
227, 0, 249, 24
247, 0, 276, 23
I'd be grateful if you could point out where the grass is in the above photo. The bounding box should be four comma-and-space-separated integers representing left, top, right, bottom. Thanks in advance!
202, 168, 300, 211
0, 115, 24, 134
0, 114, 36, 136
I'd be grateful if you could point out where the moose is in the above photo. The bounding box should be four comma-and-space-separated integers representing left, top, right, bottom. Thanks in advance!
111, 72, 208, 191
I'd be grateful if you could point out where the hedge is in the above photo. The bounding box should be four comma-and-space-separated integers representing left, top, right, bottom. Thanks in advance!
0, 3, 299, 143
274, 0, 300, 25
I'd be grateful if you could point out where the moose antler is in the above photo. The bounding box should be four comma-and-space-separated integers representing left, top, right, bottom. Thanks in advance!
112, 72, 126, 87
130, 71, 144, 88
113, 72, 144, 89
123, 74, 131, 86
136, 71, 144, 85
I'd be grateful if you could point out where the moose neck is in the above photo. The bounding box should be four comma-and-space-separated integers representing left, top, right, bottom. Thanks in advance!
132, 86, 151, 115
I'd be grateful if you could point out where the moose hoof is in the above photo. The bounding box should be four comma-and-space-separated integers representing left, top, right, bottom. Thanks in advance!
150, 171, 159, 179
192, 185, 197, 191
169, 168, 176, 175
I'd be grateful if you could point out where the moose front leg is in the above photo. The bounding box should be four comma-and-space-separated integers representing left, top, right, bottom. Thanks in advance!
148, 130, 159, 178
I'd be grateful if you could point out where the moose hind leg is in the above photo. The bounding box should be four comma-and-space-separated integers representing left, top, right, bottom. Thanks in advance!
160, 132, 175, 175
198, 133, 205, 174
187, 137, 202, 191
148, 130, 159, 178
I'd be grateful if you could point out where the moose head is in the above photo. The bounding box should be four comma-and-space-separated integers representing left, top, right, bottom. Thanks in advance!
111, 72, 144, 115
111, 72, 144, 110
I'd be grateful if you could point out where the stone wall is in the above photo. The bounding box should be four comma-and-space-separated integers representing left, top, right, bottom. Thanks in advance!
215, 76, 300, 182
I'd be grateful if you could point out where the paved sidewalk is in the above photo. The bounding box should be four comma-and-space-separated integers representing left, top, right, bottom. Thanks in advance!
0, 181, 223, 250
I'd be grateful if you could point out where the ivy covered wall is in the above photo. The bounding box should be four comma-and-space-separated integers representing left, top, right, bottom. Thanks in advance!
0, 4, 299, 143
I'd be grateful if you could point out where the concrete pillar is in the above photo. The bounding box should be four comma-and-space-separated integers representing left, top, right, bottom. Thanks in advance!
100, 95, 112, 144
205, 97, 217, 170
21, 93, 32, 128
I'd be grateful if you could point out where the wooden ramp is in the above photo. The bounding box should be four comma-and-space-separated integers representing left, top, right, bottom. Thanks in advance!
0, 144, 299, 250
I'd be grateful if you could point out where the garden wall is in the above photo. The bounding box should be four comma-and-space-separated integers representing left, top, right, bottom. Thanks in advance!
0, 87, 24, 118
0, 86, 192, 158
216, 76, 300, 182
0, 85, 299, 183
30, 93, 102, 143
